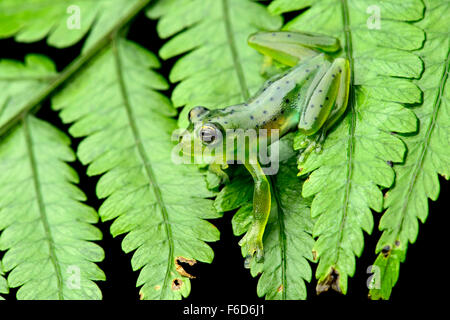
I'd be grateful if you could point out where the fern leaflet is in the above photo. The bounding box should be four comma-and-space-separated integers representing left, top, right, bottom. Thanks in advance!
0, 54, 57, 133
52, 36, 220, 299
271, 0, 424, 294
0, 261, 7, 299
369, 0, 450, 300
0, 112, 105, 299
0, 0, 151, 137
0, 0, 150, 51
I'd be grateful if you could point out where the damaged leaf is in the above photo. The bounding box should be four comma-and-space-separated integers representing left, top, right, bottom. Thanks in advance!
272, 0, 424, 294
215, 136, 315, 300
370, 0, 450, 299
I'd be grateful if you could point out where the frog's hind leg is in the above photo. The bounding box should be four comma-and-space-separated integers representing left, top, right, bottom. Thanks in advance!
297, 58, 350, 166
323, 59, 351, 132
248, 31, 341, 67
239, 161, 271, 268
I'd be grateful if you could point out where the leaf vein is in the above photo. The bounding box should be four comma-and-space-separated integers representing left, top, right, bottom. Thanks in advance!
111, 37, 174, 299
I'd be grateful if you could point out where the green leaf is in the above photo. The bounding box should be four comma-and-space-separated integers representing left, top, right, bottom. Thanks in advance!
0, 54, 57, 132
215, 136, 315, 300
0, 261, 8, 299
0, 115, 105, 299
369, 0, 450, 300
52, 36, 220, 300
271, 0, 424, 294
147, 0, 282, 128
0, 0, 151, 138
0, 0, 149, 51
148, 1, 319, 299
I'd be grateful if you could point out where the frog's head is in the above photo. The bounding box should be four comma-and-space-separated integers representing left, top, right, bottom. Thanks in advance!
177, 106, 228, 164
187, 106, 223, 146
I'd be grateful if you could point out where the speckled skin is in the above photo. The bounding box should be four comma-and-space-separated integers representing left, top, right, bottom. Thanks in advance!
184, 31, 350, 266
191, 54, 329, 138
188, 54, 349, 148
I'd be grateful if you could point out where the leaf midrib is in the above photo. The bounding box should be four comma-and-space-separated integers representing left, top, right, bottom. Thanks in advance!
23, 115, 64, 299
223, 0, 288, 297
269, 176, 287, 300
111, 37, 174, 299
221, 0, 250, 100
0, 76, 56, 81
330, 0, 356, 273
0, 0, 151, 137
394, 46, 450, 241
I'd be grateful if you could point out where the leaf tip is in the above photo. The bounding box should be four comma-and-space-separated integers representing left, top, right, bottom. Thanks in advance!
316, 268, 342, 295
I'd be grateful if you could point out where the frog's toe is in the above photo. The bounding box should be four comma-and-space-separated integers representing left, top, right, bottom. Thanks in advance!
244, 255, 252, 269
217, 171, 230, 184
314, 143, 323, 153
298, 143, 315, 164
255, 242, 264, 263
298, 130, 328, 164
239, 234, 264, 268
221, 172, 230, 184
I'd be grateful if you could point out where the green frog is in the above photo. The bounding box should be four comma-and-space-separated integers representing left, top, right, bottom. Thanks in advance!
179, 31, 350, 267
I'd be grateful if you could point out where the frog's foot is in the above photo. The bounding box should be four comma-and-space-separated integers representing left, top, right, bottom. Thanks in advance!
238, 226, 264, 268
298, 131, 326, 165
314, 130, 327, 153
216, 170, 230, 184
208, 163, 230, 184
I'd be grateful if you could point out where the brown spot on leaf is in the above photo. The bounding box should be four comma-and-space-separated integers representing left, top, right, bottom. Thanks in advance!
312, 250, 317, 261
154, 285, 161, 291
139, 291, 144, 300
394, 240, 400, 247
277, 284, 284, 293
316, 268, 342, 295
175, 256, 197, 279
172, 278, 183, 291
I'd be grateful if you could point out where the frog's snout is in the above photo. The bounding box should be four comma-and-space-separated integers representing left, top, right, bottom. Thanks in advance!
248, 34, 257, 43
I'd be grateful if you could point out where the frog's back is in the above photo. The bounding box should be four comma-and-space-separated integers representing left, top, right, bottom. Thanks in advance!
208, 54, 330, 137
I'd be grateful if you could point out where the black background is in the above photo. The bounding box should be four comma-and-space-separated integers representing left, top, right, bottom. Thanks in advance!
0, 10, 447, 305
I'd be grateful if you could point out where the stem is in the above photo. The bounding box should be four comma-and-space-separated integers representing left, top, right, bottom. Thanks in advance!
0, 0, 151, 138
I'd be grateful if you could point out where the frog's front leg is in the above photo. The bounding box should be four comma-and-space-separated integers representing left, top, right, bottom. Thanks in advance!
239, 161, 271, 268
208, 163, 230, 184
297, 57, 350, 165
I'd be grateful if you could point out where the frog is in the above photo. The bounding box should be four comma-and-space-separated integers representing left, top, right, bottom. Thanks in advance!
179, 31, 350, 267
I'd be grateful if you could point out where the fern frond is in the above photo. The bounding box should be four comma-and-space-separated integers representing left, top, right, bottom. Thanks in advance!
369, 0, 450, 300
0, 115, 105, 299
271, 0, 424, 294
215, 136, 314, 300
147, 0, 282, 127
52, 36, 220, 300
0, 0, 150, 50
0, 0, 150, 137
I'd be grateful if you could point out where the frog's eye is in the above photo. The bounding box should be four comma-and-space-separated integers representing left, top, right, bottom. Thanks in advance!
199, 125, 221, 145
188, 106, 209, 122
